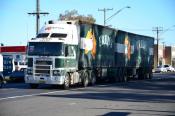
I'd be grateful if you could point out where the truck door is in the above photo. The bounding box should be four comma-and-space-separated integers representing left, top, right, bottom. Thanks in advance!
65, 45, 77, 69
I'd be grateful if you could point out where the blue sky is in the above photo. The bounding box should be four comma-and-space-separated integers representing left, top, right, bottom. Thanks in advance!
1, 0, 175, 46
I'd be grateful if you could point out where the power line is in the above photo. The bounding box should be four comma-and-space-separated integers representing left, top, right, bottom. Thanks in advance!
28, 0, 49, 35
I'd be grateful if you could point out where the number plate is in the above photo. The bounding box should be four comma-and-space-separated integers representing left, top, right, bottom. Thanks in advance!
38, 80, 45, 83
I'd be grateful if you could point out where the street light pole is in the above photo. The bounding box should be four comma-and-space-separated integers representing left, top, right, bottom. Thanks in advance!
98, 6, 130, 26
105, 6, 130, 23
162, 41, 165, 65
98, 8, 113, 26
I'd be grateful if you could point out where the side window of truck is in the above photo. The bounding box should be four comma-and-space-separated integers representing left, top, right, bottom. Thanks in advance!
65, 46, 75, 57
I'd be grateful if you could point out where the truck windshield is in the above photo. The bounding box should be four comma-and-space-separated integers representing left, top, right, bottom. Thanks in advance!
50, 33, 67, 38
28, 42, 64, 56
36, 33, 49, 38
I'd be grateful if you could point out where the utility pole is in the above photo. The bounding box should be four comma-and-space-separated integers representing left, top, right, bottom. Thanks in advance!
162, 41, 165, 65
98, 8, 113, 26
28, 0, 49, 35
152, 27, 163, 67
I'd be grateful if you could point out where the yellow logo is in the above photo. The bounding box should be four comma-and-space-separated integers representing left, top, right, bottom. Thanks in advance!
124, 34, 131, 60
85, 29, 96, 59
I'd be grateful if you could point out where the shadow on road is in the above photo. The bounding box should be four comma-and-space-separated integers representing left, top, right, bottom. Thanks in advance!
95, 108, 175, 116
39, 78, 175, 103
100, 112, 130, 116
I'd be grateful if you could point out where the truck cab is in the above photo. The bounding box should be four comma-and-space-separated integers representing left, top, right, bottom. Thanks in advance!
25, 20, 80, 88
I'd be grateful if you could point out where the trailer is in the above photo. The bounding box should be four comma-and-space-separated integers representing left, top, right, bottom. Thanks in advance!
25, 20, 154, 89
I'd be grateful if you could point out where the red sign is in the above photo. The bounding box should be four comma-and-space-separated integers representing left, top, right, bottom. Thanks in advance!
0, 46, 26, 53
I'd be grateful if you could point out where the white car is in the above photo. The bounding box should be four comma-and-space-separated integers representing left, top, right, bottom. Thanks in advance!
154, 66, 167, 73
163, 65, 175, 72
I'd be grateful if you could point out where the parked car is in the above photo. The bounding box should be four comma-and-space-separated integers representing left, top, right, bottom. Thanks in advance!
154, 65, 167, 73
163, 64, 175, 72
9, 68, 26, 82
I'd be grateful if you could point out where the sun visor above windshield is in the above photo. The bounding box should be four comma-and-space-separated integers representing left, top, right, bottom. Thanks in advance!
38, 24, 69, 34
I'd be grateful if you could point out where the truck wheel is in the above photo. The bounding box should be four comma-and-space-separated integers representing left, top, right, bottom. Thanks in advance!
148, 73, 153, 79
0, 78, 3, 88
138, 70, 144, 80
90, 71, 96, 86
123, 69, 128, 82
82, 71, 89, 87
123, 75, 128, 82
63, 73, 70, 89
0, 74, 4, 88
118, 68, 122, 82
30, 84, 39, 89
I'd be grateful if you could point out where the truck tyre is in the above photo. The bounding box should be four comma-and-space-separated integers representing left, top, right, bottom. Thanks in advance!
82, 71, 89, 87
115, 69, 120, 82
63, 73, 70, 89
123, 69, 128, 82
123, 75, 128, 82
30, 84, 39, 89
90, 71, 96, 86
118, 68, 122, 82
0, 77, 3, 88
138, 69, 144, 80
148, 73, 153, 79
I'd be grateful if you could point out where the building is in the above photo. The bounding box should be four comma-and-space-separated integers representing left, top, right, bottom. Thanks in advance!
154, 44, 164, 68
154, 44, 175, 68
0, 46, 27, 61
171, 46, 175, 67
0, 46, 27, 76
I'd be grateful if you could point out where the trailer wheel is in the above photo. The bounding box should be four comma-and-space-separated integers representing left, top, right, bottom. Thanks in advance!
29, 84, 39, 89
63, 73, 70, 89
82, 71, 89, 87
0, 74, 4, 88
123, 74, 128, 82
90, 71, 96, 86
138, 69, 144, 80
118, 68, 122, 82
0, 77, 3, 88
123, 69, 128, 82
148, 73, 153, 79
115, 69, 120, 82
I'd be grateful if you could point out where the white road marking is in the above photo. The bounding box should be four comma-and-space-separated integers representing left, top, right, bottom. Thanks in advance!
0, 90, 67, 101
1, 81, 156, 101
0, 84, 111, 101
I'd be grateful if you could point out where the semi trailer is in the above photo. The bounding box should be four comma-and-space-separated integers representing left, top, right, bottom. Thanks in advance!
25, 20, 154, 89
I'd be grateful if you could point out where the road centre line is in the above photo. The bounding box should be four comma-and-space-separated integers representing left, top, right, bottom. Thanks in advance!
0, 82, 142, 101
0, 83, 114, 101
0, 90, 67, 101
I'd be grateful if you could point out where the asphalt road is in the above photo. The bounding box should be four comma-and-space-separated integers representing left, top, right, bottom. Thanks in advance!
0, 73, 175, 116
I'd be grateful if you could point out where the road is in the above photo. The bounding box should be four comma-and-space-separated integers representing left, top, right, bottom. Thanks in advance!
0, 73, 175, 116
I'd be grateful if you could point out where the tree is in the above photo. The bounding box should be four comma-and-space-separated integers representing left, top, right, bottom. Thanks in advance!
59, 10, 96, 24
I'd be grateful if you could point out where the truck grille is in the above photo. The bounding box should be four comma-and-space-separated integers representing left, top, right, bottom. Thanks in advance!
35, 60, 52, 65
34, 60, 52, 76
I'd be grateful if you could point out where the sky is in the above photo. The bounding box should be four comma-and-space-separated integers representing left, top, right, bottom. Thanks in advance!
0, 0, 175, 46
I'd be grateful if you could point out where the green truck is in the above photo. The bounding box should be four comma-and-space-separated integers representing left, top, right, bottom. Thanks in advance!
25, 20, 154, 89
